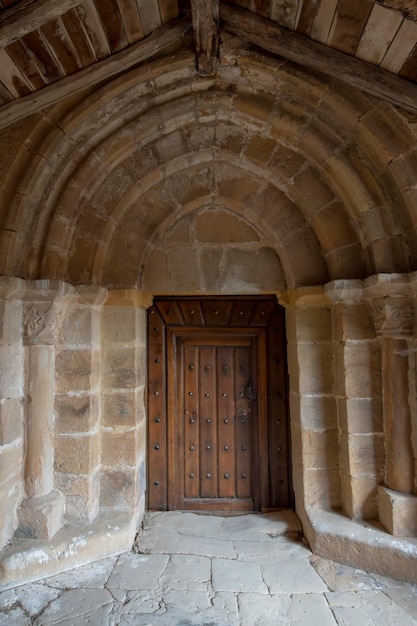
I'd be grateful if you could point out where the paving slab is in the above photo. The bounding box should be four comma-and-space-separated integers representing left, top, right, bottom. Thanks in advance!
261, 558, 328, 594
43, 556, 117, 590
310, 555, 405, 592
32, 588, 114, 626
212, 558, 268, 593
106, 553, 169, 590
234, 536, 311, 562
136, 526, 237, 559
238, 592, 338, 626
326, 589, 417, 625
159, 554, 211, 591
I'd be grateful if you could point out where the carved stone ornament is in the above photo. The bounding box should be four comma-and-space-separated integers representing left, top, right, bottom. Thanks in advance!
370, 297, 414, 336
22, 302, 64, 345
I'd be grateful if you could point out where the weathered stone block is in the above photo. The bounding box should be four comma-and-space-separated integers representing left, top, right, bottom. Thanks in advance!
337, 397, 383, 435
100, 468, 137, 509
102, 391, 137, 427
297, 341, 334, 395
244, 134, 276, 165
291, 167, 335, 218
378, 486, 417, 536
54, 434, 99, 475
339, 433, 385, 477
293, 393, 338, 431
343, 341, 382, 398
292, 425, 339, 470
55, 470, 99, 522
55, 349, 93, 393
293, 306, 332, 342
15, 490, 65, 540
59, 305, 94, 346
55, 394, 98, 433
101, 428, 137, 468
340, 471, 378, 520
333, 303, 375, 341
0, 344, 23, 398
0, 443, 23, 547
0, 398, 23, 445
196, 209, 259, 244
234, 92, 275, 121
292, 465, 341, 511
101, 307, 136, 344
0, 300, 21, 344
102, 346, 136, 389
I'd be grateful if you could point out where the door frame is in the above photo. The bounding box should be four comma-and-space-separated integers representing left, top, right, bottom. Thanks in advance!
146, 295, 293, 512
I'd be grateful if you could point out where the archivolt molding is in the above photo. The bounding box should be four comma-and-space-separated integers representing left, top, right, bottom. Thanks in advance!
0, 51, 416, 288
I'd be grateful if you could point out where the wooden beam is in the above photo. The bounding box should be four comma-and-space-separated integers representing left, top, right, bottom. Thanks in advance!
191, 0, 219, 75
0, 0, 81, 48
220, 2, 417, 114
0, 18, 190, 129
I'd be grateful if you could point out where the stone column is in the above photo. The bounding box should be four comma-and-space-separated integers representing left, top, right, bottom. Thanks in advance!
365, 273, 417, 536
15, 281, 72, 540
326, 280, 383, 520
278, 287, 340, 523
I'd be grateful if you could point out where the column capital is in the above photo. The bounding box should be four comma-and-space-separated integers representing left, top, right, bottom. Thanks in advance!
276, 286, 328, 308
363, 274, 414, 337
325, 279, 364, 305
21, 280, 74, 346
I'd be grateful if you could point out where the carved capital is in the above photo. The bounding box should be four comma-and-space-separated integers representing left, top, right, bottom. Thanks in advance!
369, 297, 414, 337
325, 279, 364, 305
22, 301, 66, 345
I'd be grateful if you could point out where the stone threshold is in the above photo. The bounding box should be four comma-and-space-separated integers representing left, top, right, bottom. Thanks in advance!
0, 509, 143, 591
303, 507, 417, 585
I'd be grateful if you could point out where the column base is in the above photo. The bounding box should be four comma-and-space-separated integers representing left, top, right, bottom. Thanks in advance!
378, 485, 417, 537
15, 490, 65, 540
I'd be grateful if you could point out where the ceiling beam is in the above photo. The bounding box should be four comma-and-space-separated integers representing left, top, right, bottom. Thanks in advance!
0, 18, 190, 129
191, 0, 219, 75
220, 2, 417, 115
0, 0, 81, 48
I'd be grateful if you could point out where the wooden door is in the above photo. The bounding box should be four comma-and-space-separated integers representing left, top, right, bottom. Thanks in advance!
147, 297, 292, 512
168, 331, 260, 511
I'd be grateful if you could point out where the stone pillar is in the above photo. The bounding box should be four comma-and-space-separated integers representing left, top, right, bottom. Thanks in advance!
100, 289, 151, 522
279, 287, 340, 521
365, 274, 417, 536
15, 281, 72, 540
326, 280, 383, 520
0, 278, 25, 549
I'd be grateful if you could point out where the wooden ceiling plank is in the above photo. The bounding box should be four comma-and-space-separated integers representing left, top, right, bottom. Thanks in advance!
381, 18, 417, 74
75, 0, 111, 61
356, 4, 403, 65
22, 30, 63, 84
271, 0, 298, 30
136, 0, 163, 36
191, 0, 219, 75
399, 42, 417, 82
5, 39, 47, 90
159, 0, 180, 24
91, 0, 128, 54
0, 0, 80, 48
0, 81, 13, 106
220, 2, 417, 114
253, 0, 271, 20
0, 47, 32, 97
327, 0, 373, 55
310, 0, 337, 44
0, 18, 190, 128
61, 7, 96, 66
40, 17, 81, 75
296, 0, 319, 37
116, 0, 144, 44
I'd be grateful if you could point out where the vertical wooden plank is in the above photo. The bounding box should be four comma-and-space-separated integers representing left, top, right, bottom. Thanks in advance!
116, 0, 144, 44
257, 331, 270, 510
183, 344, 200, 499
136, 0, 163, 36
5, 40, 47, 91
91, 0, 128, 53
217, 347, 235, 498
61, 8, 96, 67
296, 0, 320, 36
40, 17, 81, 75
382, 19, 417, 74
159, 0, 179, 24
399, 43, 417, 82
356, 4, 403, 65
327, 0, 373, 55
235, 346, 252, 500
22, 30, 63, 83
267, 306, 291, 508
271, 0, 299, 29
310, 0, 338, 44
199, 346, 218, 498
75, 0, 111, 61
0, 48, 33, 97
254, 0, 271, 19
0, 81, 13, 105
147, 306, 167, 510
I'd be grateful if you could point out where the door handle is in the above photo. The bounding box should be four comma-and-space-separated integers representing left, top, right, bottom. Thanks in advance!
244, 380, 257, 402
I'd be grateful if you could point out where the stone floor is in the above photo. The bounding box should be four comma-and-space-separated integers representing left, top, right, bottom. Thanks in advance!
1, 511, 417, 625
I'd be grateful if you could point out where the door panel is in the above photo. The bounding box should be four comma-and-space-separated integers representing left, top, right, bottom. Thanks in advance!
147, 296, 292, 512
